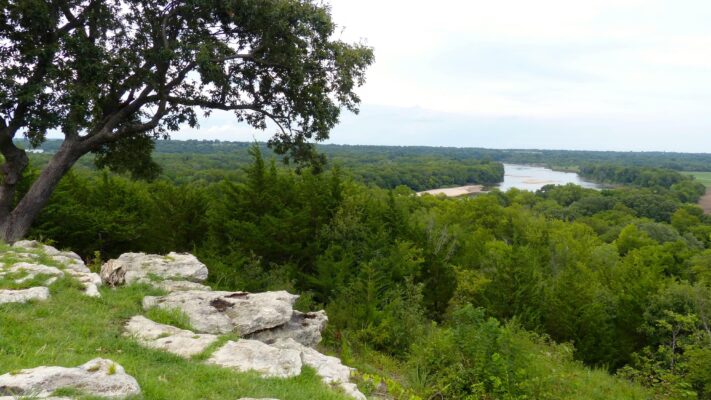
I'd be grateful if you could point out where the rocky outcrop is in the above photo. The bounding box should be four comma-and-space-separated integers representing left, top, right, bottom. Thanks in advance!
5, 241, 101, 298
0, 262, 64, 285
0, 358, 140, 398
0, 286, 50, 304
207, 339, 302, 378
273, 338, 366, 400
12, 240, 80, 260
124, 315, 218, 358
153, 279, 212, 292
247, 310, 328, 348
100, 252, 208, 287
142, 290, 298, 335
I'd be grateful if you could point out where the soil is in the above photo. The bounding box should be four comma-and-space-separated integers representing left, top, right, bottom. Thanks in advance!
698, 188, 711, 214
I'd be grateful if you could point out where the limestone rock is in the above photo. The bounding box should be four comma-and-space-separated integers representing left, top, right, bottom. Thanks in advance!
100, 252, 208, 287
207, 339, 302, 378
0, 397, 72, 400
11, 241, 81, 263
0, 287, 50, 304
153, 279, 212, 292
66, 270, 102, 298
247, 310, 328, 347
0, 261, 100, 298
12, 240, 62, 256
0, 262, 63, 285
124, 315, 218, 358
273, 339, 366, 400
143, 290, 298, 335
0, 358, 140, 398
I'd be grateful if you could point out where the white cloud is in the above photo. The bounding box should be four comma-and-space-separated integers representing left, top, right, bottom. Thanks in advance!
174, 0, 711, 152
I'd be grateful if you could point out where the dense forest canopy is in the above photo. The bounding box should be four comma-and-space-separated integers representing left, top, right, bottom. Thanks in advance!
14, 142, 711, 399
26, 139, 711, 172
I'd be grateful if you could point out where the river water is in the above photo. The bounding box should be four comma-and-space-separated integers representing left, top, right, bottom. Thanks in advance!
497, 164, 600, 192
418, 164, 600, 197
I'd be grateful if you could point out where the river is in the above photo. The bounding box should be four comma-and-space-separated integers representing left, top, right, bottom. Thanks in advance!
418, 163, 600, 197
498, 163, 600, 191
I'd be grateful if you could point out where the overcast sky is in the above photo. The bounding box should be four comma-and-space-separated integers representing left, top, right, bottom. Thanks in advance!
176, 0, 711, 152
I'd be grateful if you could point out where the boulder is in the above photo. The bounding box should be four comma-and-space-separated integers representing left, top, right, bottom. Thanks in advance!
273, 339, 366, 400
206, 339, 302, 378
143, 290, 298, 335
0, 358, 140, 398
100, 252, 208, 287
247, 310, 328, 347
0, 287, 50, 304
153, 279, 212, 293
124, 315, 218, 358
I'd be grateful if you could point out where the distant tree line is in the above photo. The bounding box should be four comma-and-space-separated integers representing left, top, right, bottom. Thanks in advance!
23, 139, 711, 172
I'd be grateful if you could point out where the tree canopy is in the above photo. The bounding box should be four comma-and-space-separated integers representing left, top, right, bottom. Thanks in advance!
0, 0, 373, 241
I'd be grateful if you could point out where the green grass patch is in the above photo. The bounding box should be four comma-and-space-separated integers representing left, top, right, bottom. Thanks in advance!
192, 333, 241, 362
687, 171, 711, 188
144, 307, 193, 331
0, 279, 352, 400
0, 272, 55, 290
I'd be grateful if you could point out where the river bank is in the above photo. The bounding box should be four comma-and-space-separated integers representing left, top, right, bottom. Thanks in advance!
417, 164, 601, 197
417, 184, 486, 197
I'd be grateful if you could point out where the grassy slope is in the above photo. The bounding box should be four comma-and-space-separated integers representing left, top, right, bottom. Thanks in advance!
0, 243, 653, 400
0, 246, 352, 400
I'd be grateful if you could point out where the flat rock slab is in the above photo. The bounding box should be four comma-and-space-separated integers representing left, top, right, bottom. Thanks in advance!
12, 241, 82, 262
143, 290, 298, 335
124, 315, 218, 358
273, 339, 366, 400
153, 279, 212, 293
207, 339, 302, 378
0, 358, 140, 398
101, 252, 208, 287
247, 310, 328, 348
0, 262, 64, 286
0, 287, 50, 304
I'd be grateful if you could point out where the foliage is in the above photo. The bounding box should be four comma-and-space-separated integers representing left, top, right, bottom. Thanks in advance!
22, 144, 711, 398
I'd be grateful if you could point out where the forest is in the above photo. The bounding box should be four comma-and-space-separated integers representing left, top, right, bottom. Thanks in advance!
14, 142, 711, 400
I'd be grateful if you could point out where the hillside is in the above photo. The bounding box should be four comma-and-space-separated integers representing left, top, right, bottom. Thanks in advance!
1, 240, 657, 400
0, 241, 360, 400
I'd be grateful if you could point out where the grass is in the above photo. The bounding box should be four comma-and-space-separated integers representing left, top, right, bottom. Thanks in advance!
687, 171, 711, 188
0, 277, 354, 400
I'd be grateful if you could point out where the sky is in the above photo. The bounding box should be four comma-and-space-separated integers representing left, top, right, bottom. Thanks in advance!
173, 0, 711, 152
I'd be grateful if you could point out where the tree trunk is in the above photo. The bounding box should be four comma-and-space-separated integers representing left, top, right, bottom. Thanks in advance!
0, 132, 30, 239
0, 139, 82, 243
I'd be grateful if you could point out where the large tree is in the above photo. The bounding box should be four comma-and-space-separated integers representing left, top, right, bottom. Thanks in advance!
0, 0, 373, 242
